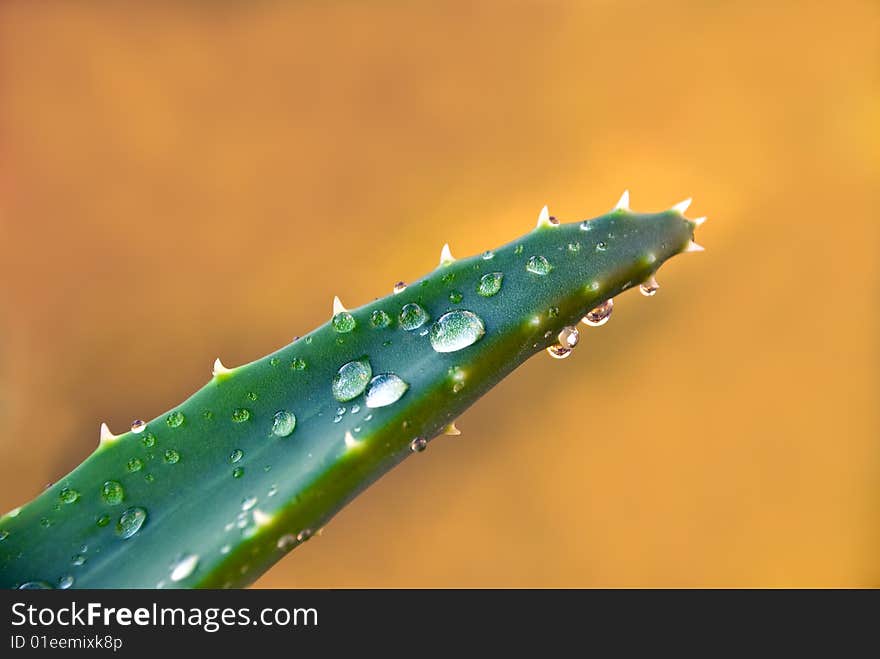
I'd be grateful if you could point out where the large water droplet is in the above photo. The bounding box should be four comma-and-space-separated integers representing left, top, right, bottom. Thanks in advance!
101, 481, 124, 505
429, 310, 485, 353
399, 303, 429, 330
332, 358, 372, 402
558, 326, 579, 348
130, 419, 146, 434
163, 449, 180, 464
410, 437, 428, 453
115, 507, 147, 539
582, 298, 614, 326
231, 408, 251, 423
166, 411, 185, 428
477, 272, 504, 297
59, 487, 80, 504
393, 281, 408, 294
58, 575, 74, 589
271, 410, 296, 437
19, 581, 53, 589
332, 312, 356, 333
170, 554, 199, 582
546, 345, 573, 359
370, 309, 392, 328
365, 373, 409, 408
526, 255, 552, 275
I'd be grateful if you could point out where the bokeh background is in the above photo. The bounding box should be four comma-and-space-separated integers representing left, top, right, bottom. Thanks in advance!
0, 1, 877, 587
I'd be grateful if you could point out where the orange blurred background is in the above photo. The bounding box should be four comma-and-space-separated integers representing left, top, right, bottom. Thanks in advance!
0, 1, 877, 587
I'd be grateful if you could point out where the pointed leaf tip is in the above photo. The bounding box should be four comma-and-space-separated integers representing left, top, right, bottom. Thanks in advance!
614, 190, 630, 211
439, 243, 455, 266
672, 198, 692, 214
684, 240, 705, 253
332, 296, 347, 315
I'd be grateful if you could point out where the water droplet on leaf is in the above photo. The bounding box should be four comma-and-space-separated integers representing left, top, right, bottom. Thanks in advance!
582, 298, 614, 326
115, 507, 147, 539
271, 410, 296, 437
429, 310, 485, 353
526, 255, 552, 275
399, 303, 429, 330
477, 272, 503, 297
365, 373, 409, 408
332, 358, 372, 402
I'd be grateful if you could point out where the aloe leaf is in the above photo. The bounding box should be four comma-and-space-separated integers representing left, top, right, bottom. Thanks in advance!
0, 193, 704, 588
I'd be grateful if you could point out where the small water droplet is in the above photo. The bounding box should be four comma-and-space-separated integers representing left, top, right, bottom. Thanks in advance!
596, 241, 608, 252
393, 281, 408, 294
170, 554, 199, 582
115, 507, 147, 539
429, 310, 486, 353
296, 529, 312, 543
448, 290, 463, 303
277, 534, 297, 551
7, 508, 21, 518
166, 411, 185, 428
19, 581, 53, 589
410, 437, 428, 452
241, 496, 258, 512
71, 554, 86, 566
514, 244, 524, 255
332, 358, 372, 402
144, 474, 155, 483
126, 457, 143, 473
546, 345, 573, 359
231, 408, 251, 423
337, 406, 346, 415
526, 255, 553, 275
229, 449, 243, 463
101, 481, 124, 505
579, 220, 593, 231
364, 414, 373, 421
202, 410, 215, 420
246, 392, 258, 401
270, 410, 296, 438
220, 544, 231, 554
291, 357, 307, 370
40, 517, 51, 528
267, 484, 278, 497
582, 298, 614, 327
365, 373, 409, 408
399, 303, 429, 330
0, 530, 8, 541
270, 357, 281, 367
130, 419, 146, 434
567, 242, 581, 252
96, 514, 110, 527
59, 487, 80, 504
164, 449, 180, 464
477, 272, 504, 297
558, 326, 579, 348
548, 306, 559, 318
370, 309, 392, 328
58, 575, 74, 589
351, 404, 360, 414
332, 312, 356, 333
639, 279, 659, 296
232, 467, 244, 479
482, 250, 494, 260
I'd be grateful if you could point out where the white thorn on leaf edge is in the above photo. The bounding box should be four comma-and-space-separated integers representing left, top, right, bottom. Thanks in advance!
614, 190, 630, 211
213, 357, 234, 377
99, 422, 119, 444
439, 243, 455, 266
692, 216, 707, 227
535, 205, 556, 228
671, 198, 692, 214
684, 240, 705, 253
252, 509, 273, 527
443, 422, 461, 436
332, 296, 348, 315
344, 430, 361, 449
